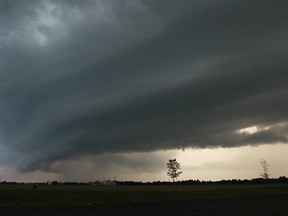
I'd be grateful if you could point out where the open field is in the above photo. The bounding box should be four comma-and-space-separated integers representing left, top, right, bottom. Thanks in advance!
0, 184, 288, 215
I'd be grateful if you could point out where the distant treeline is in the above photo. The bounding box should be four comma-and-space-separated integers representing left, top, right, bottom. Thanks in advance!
1, 176, 288, 186
117, 176, 288, 186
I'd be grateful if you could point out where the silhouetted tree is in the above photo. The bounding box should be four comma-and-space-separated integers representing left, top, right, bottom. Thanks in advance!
260, 159, 269, 179
167, 159, 182, 182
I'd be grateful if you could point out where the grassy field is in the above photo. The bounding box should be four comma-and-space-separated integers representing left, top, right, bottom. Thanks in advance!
0, 184, 288, 207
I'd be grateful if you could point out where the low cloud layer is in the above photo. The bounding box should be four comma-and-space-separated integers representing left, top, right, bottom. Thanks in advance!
1, 0, 288, 172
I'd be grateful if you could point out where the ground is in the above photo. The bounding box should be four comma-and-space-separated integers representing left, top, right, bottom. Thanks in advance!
0, 184, 288, 215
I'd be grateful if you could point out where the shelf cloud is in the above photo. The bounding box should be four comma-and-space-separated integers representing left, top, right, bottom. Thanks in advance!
0, 0, 288, 172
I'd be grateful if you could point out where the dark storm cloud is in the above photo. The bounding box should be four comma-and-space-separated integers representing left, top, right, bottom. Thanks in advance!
0, 0, 288, 172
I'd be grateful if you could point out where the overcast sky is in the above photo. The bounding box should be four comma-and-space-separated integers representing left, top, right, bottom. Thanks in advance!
0, 0, 288, 182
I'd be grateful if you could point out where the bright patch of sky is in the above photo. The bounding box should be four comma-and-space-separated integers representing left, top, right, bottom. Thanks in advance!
1, 144, 287, 182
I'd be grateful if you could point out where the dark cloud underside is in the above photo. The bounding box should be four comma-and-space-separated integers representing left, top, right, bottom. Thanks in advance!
0, 0, 288, 172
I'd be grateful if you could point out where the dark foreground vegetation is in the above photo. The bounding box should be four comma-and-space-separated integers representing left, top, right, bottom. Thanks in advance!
0, 179, 288, 215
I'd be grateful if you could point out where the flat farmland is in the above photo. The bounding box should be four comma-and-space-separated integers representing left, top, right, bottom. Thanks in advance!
0, 184, 288, 215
